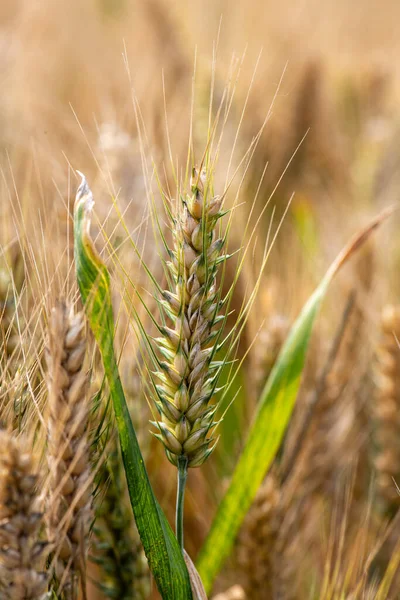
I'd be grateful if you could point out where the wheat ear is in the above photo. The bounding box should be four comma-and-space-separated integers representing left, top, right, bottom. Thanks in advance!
0, 430, 49, 600
236, 472, 281, 600
151, 167, 224, 469
46, 300, 92, 599
149, 166, 227, 550
374, 304, 400, 515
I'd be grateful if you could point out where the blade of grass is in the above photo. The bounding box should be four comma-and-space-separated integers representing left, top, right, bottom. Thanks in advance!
196, 207, 395, 594
74, 173, 192, 600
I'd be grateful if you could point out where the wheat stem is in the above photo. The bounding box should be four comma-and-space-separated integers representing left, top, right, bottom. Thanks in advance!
176, 455, 188, 551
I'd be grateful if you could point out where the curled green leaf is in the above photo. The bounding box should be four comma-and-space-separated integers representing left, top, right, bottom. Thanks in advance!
74, 172, 192, 600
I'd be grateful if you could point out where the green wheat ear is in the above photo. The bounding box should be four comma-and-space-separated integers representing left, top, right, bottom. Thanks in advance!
151, 167, 226, 468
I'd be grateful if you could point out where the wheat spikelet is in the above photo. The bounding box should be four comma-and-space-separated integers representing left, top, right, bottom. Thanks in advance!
235, 471, 281, 600
0, 430, 49, 600
373, 304, 400, 516
151, 167, 226, 468
91, 444, 150, 600
45, 300, 92, 599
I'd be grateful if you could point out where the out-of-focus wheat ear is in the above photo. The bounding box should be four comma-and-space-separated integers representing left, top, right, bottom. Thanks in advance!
91, 443, 150, 600
373, 304, 400, 517
272, 489, 306, 600
281, 292, 366, 503
235, 471, 281, 600
0, 430, 49, 600
290, 320, 353, 500
298, 373, 343, 497
45, 300, 92, 599
212, 585, 246, 600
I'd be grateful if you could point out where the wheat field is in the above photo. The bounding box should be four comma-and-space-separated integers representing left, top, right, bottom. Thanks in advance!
1, 1, 400, 599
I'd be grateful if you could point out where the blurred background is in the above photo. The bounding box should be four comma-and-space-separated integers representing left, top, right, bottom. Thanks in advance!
2, 0, 400, 598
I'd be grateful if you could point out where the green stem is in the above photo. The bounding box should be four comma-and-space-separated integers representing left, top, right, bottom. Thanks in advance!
176, 455, 188, 551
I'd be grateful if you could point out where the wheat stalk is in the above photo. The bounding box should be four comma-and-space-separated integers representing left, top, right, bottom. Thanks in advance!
147, 166, 227, 549
0, 430, 49, 600
45, 300, 92, 599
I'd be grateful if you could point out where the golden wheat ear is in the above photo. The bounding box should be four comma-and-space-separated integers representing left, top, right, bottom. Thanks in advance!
374, 304, 400, 516
45, 300, 92, 599
0, 430, 50, 600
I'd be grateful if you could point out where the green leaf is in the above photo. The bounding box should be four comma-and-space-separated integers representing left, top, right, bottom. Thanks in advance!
196, 209, 393, 594
74, 173, 192, 600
